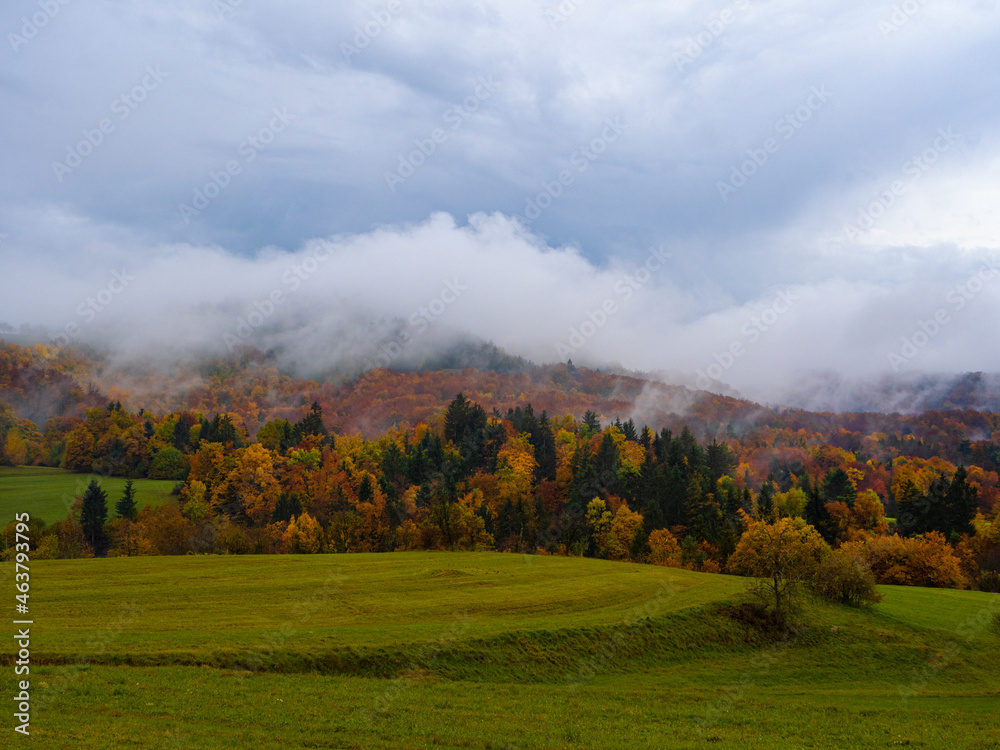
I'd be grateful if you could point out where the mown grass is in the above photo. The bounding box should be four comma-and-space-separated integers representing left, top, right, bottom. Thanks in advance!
0, 466, 177, 524
2, 552, 998, 749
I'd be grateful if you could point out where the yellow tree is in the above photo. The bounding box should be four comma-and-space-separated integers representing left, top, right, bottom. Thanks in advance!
647, 528, 682, 567
4, 429, 27, 466
586, 497, 613, 555
495, 433, 537, 516
62, 423, 95, 472
283, 512, 324, 553
607, 503, 643, 561
220, 444, 282, 525
728, 513, 831, 627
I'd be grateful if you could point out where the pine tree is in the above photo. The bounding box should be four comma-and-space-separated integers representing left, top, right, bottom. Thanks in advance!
595, 432, 620, 495
273, 492, 303, 523
81, 480, 108, 552
943, 466, 977, 538
756, 482, 775, 521
804, 481, 833, 542
357, 474, 375, 505
533, 412, 557, 482
116, 479, 138, 520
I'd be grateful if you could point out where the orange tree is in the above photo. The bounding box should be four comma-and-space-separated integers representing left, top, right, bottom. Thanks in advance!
728, 513, 831, 628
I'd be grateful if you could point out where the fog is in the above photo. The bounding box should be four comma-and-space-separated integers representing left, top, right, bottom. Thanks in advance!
2, 0, 1000, 412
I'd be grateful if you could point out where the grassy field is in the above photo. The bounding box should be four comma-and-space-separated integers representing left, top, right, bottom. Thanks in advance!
2, 552, 998, 749
0, 467, 177, 524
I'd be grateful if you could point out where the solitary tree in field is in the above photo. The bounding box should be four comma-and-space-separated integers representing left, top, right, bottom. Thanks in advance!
728, 514, 830, 628
81, 479, 109, 552
116, 479, 138, 521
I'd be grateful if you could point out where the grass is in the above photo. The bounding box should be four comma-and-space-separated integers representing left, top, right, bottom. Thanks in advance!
2, 552, 998, 749
0, 466, 177, 524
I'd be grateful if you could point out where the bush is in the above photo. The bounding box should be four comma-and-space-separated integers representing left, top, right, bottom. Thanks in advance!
840, 531, 968, 589
812, 549, 882, 607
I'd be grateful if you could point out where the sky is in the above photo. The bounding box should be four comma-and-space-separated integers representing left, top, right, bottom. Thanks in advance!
1, 0, 1000, 406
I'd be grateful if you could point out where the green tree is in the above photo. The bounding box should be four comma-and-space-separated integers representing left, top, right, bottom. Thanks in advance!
116, 479, 138, 520
804, 480, 834, 543
172, 418, 191, 452
756, 482, 775, 520
149, 446, 187, 480
822, 468, 857, 507
80, 480, 108, 552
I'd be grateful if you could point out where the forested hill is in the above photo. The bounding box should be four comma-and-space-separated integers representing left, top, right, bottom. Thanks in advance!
2, 340, 1000, 474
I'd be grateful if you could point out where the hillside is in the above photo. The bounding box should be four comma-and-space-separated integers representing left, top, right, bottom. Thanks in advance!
6, 553, 999, 749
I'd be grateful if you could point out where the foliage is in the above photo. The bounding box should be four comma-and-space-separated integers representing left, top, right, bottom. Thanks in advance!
727, 514, 831, 627
839, 531, 968, 589
811, 548, 882, 607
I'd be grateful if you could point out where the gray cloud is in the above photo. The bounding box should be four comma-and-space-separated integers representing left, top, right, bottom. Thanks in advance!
2, 0, 1000, 409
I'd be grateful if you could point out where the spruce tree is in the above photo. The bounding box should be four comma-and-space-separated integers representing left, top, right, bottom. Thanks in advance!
81, 480, 108, 552
116, 479, 138, 521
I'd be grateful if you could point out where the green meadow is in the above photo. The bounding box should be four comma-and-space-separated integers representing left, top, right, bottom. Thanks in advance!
2, 552, 998, 749
0, 467, 177, 525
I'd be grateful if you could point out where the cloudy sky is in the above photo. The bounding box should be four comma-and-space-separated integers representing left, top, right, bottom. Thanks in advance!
2, 0, 999, 404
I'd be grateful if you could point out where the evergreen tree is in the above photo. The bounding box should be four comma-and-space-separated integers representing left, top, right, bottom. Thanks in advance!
804, 480, 833, 543
273, 492, 303, 523
895, 478, 925, 536
172, 418, 191, 452
943, 466, 978, 538
81, 480, 108, 552
705, 439, 735, 486
639, 425, 654, 453
294, 402, 328, 442
756, 482, 775, 521
533, 412, 557, 482
621, 418, 638, 443
116, 479, 138, 521
444, 393, 472, 444
595, 432, 620, 495
822, 468, 857, 507
357, 474, 375, 505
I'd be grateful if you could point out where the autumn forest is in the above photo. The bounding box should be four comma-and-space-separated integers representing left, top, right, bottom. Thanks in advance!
1, 341, 999, 597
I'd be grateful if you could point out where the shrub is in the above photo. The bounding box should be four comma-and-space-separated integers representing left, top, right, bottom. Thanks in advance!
812, 549, 882, 607
841, 531, 968, 589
